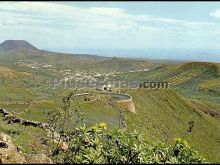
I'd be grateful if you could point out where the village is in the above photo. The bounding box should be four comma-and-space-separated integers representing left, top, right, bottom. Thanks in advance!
15, 59, 52, 69
14, 58, 151, 91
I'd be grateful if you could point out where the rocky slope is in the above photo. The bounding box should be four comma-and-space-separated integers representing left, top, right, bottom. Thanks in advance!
0, 133, 52, 164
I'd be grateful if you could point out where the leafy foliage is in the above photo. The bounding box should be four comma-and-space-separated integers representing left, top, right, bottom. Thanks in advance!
52, 123, 206, 164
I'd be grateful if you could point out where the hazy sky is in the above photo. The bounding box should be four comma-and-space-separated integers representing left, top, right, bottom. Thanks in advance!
1, 1, 220, 54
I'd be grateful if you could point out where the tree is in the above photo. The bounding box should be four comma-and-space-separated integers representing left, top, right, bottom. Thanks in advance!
47, 91, 85, 157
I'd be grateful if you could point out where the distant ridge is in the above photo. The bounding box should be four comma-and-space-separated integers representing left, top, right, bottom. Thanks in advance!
0, 40, 38, 52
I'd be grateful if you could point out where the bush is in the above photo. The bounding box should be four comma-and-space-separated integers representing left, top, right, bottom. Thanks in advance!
52, 123, 207, 164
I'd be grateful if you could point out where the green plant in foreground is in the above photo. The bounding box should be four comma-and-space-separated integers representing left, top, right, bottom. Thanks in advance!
52, 123, 207, 164
47, 91, 85, 155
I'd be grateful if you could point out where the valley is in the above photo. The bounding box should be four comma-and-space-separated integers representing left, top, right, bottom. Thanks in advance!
0, 40, 220, 163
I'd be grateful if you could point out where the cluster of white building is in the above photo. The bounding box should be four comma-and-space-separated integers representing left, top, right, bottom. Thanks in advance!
15, 59, 52, 69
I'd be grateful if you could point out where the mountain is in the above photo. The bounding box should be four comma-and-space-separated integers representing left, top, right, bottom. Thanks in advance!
0, 40, 38, 52
0, 40, 159, 73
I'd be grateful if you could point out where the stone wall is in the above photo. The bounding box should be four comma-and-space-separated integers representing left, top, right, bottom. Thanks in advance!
117, 95, 136, 113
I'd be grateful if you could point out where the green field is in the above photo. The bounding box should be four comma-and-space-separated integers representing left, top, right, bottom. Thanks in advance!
0, 84, 36, 102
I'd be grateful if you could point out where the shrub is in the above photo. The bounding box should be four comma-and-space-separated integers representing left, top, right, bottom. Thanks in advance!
52, 123, 207, 164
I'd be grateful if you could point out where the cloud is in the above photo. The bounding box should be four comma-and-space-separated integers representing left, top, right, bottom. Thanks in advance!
0, 1, 207, 31
89, 7, 126, 17
0, 2, 133, 31
0, 2, 220, 49
210, 9, 220, 18
2, 20, 21, 26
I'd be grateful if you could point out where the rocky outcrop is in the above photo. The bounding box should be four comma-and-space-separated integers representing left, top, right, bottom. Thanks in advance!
0, 133, 53, 164
24, 153, 53, 164
0, 108, 9, 116
0, 108, 68, 156
0, 133, 26, 164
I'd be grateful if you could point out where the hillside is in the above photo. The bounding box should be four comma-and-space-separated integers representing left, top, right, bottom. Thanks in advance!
122, 88, 220, 162
112, 62, 219, 83
0, 65, 32, 79
0, 40, 158, 73
90, 57, 157, 72
167, 62, 218, 86
165, 62, 220, 109
111, 62, 220, 110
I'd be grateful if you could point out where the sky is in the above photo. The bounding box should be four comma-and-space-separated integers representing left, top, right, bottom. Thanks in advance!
1, 1, 220, 61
